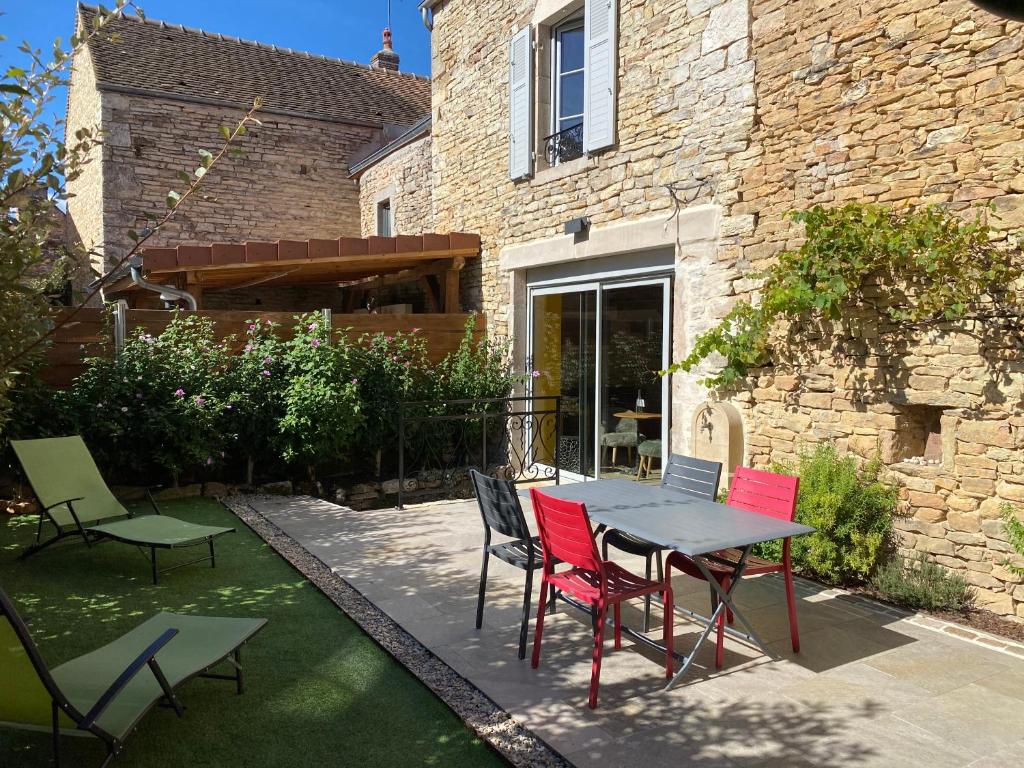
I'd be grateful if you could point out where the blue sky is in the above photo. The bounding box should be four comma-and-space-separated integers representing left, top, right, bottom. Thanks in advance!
2, 0, 432, 121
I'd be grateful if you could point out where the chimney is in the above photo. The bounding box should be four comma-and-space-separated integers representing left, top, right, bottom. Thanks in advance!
370, 27, 400, 71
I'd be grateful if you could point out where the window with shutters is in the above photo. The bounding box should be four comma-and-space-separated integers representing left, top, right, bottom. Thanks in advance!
547, 14, 585, 165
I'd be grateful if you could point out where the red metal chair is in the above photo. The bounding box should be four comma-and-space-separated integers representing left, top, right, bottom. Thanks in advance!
665, 467, 800, 670
529, 488, 673, 709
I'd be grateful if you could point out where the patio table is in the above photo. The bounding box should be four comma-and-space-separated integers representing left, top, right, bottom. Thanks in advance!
522, 479, 814, 689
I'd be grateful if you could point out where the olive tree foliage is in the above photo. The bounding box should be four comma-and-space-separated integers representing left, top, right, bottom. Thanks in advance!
0, 1, 261, 435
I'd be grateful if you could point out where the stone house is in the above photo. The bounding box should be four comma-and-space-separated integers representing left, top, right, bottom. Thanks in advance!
65, 3, 431, 309
356, 0, 1024, 617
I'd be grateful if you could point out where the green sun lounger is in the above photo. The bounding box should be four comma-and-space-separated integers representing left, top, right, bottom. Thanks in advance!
0, 587, 266, 768
11, 436, 236, 583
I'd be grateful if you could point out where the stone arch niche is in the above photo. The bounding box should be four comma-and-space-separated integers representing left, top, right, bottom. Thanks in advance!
691, 401, 744, 490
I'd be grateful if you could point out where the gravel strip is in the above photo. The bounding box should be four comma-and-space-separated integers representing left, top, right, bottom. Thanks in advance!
223, 494, 571, 768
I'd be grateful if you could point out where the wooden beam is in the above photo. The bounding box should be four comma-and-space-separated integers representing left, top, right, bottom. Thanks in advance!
420, 276, 440, 312
444, 267, 460, 313
337, 259, 452, 290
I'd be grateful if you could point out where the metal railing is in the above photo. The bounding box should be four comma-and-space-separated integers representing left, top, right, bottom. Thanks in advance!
543, 122, 584, 165
397, 396, 562, 508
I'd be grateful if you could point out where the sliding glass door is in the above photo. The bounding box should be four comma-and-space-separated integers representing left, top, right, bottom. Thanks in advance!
530, 286, 597, 480
528, 275, 670, 481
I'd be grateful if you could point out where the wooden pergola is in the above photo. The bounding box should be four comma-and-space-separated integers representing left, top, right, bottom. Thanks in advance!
106, 233, 480, 312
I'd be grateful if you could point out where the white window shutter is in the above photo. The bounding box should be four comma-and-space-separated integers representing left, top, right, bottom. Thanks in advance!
509, 26, 534, 180
584, 0, 617, 153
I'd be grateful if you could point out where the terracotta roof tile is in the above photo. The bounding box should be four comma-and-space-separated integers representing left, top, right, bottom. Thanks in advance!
79, 4, 431, 127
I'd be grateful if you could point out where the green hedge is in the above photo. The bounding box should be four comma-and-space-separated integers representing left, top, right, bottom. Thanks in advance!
6, 311, 514, 486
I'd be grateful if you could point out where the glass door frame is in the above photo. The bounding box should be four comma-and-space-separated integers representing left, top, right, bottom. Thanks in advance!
526, 272, 672, 482
527, 281, 600, 484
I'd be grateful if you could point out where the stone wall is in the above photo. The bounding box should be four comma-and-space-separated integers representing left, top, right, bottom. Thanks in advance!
358, 135, 434, 236
64, 43, 105, 284
428, 0, 757, 332
66, 88, 380, 276
417, 0, 1024, 617
733, 0, 1024, 617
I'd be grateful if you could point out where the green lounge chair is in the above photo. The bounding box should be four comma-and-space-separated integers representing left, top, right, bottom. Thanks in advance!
11, 436, 236, 583
0, 587, 266, 768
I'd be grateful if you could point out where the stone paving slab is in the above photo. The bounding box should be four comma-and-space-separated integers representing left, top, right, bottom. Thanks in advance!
240, 494, 1024, 768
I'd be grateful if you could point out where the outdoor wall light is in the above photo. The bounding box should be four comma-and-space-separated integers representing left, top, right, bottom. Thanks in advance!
969, 1, 1024, 21
564, 217, 590, 235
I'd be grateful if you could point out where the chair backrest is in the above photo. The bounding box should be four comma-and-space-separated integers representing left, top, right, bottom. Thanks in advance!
661, 454, 722, 501
726, 466, 799, 522
470, 470, 532, 541
529, 488, 603, 573
614, 418, 637, 435
0, 589, 76, 731
11, 436, 127, 529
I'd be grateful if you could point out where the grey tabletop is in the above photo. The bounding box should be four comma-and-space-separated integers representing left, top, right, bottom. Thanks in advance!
521, 479, 814, 557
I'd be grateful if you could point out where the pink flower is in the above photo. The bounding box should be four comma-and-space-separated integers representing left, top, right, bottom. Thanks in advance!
206, 457, 214, 466
263, 356, 273, 365
262, 370, 271, 377
351, 378, 359, 385
308, 322, 318, 332
311, 338, 321, 348
532, 370, 542, 378
174, 388, 185, 397
248, 324, 258, 331
243, 344, 253, 354
384, 336, 393, 342
195, 396, 206, 407
411, 327, 420, 334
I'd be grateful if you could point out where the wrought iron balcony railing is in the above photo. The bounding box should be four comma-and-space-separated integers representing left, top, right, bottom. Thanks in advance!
544, 122, 584, 166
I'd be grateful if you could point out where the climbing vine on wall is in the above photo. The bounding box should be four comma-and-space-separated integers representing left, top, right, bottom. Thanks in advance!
666, 203, 1023, 388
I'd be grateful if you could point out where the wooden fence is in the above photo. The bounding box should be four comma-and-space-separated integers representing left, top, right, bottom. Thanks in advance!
40, 308, 485, 388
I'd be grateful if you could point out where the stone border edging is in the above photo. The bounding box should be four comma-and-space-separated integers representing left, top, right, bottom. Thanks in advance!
222, 494, 572, 768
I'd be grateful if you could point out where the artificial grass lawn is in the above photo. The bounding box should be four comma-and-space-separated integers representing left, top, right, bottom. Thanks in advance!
0, 498, 503, 768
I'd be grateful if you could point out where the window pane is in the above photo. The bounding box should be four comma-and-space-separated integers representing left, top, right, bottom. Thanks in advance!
559, 26, 584, 72
559, 71, 583, 120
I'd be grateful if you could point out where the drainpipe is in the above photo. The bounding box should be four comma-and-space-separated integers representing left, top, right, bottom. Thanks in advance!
420, 4, 433, 31
128, 256, 198, 310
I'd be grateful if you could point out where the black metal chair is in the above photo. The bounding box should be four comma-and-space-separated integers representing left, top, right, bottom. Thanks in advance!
601, 454, 723, 631
471, 469, 555, 659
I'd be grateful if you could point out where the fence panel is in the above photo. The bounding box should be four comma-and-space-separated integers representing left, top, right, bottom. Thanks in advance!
41, 309, 485, 387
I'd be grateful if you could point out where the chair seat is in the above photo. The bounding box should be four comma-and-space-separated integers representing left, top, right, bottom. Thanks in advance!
489, 536, 546, 569
669, 549, 784, 582
548, 561, 662, 603
87, 515, 235, 548
638, 440, 662, 457
603, 528, 662, 558
600, 433, 638, 447
52, 612, 266, 740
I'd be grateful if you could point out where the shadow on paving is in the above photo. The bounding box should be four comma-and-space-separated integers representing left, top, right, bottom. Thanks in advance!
253, 495, 975, 767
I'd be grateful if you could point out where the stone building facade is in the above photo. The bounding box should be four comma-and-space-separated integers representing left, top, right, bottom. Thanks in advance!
355, 131, 435, 237
364, 0, 1024, 616
66, 5, 431, 285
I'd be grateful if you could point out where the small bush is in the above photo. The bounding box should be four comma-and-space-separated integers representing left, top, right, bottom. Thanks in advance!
758, 442, 897, 584
871, 552, 976, 613
1002, 503, 1024, 577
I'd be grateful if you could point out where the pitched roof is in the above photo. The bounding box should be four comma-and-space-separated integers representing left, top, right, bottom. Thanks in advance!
78, 4, 431, 127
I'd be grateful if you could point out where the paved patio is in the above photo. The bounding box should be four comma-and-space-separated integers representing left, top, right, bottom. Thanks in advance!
248, 494, 1024, 768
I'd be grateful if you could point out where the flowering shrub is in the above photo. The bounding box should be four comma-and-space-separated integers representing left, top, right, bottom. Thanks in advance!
70, 314, 231, 482
10, 311, 516, 486
222, 318, 286, 483
433, 316, 518, 402
352, 327, 431, 473
278, 314, 363, 474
